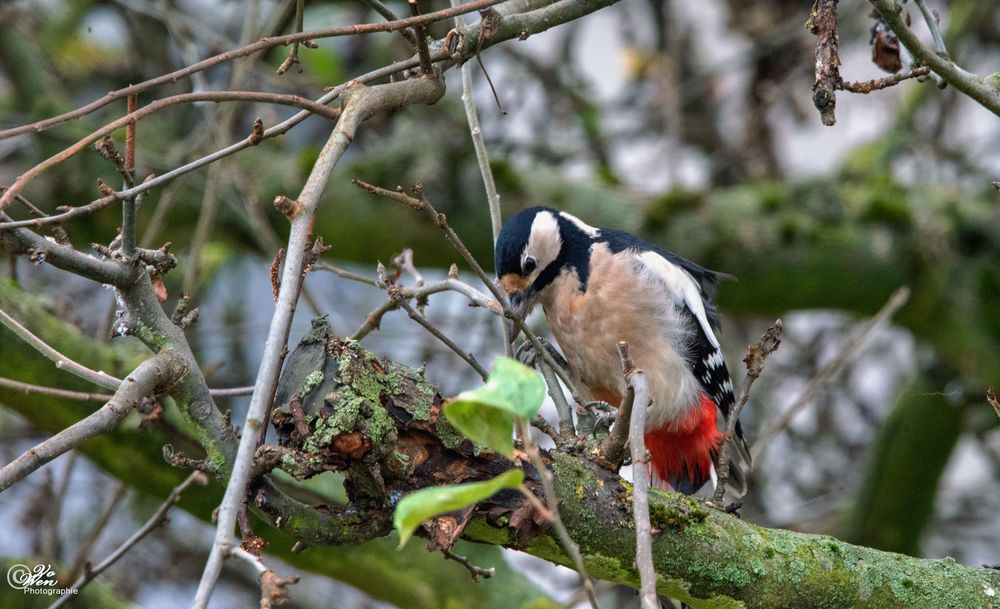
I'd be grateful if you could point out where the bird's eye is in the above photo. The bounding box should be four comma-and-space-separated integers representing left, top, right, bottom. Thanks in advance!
522, 256, 537, 274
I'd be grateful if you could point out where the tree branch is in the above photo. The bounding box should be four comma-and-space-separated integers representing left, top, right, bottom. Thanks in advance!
869, 0, 1000, 116
190, 73, 446, 609
0, 0, 507, 141
0, 349, 188, 492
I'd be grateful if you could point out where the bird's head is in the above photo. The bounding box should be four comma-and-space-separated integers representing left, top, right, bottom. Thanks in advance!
494, 207, 599, 338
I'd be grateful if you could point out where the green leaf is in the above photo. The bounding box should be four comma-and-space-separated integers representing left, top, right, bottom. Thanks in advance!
394, 469, 525, 548
444, 358, 546, 457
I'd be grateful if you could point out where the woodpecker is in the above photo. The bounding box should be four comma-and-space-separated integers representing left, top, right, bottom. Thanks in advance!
494, 206, 750, 496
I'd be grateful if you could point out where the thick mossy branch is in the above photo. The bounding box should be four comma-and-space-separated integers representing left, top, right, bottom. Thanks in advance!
253, 318, 1000, 609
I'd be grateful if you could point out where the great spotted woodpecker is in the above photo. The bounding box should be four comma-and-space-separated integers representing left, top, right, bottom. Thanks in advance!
494, 206, 751, 496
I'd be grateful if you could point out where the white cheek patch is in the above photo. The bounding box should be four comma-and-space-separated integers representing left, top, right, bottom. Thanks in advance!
637, 251, 720, 348
525, 211, 562, 272
559, 211, 601, 238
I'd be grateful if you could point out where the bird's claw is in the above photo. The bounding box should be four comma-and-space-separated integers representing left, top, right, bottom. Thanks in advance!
514, 337, 568, 370
584, 400, 617, 434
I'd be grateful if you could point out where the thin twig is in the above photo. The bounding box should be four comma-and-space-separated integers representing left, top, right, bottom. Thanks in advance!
314, 262, 378, 285
911, 0, 947, 87
713, 320, 783, 505
839, 66, 930, 93
408, 0, 434, 74
530, 414, 559, 441
352, 275, 501, 340
65, 481, 128, 584
0, 376, 114, 402
537, 359, 576, 443
121, 95, 138, 257
209, 385, 256, 398
229, 547, 300, 609
912, 0, 949, 58
381, 264, 489, 380
277, 0, 312, 75
360, 0, 418, 44
618, 343, 656, 609
450, 1, 502, 245
0, 307, 122, 390
352, 179, 584, 403
0, 91, 342, 214
517, 419, 601, 609
751, 287, 910, 460
0, 0, 506, 142
442, 547, 496, 581
49, 471, 208, 609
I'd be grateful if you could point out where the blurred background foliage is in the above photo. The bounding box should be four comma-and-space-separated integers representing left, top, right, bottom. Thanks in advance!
1, 0, 999, 607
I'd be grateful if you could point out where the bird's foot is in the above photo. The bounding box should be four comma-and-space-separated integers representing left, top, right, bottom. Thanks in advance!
584, 400, 617, 434
513, 337, 568, 369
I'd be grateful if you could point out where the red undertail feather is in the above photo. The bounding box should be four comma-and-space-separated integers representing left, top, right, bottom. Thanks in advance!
644, 394, 724, 494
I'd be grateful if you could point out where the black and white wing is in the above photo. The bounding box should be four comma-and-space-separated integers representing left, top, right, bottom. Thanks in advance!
637, 247, 752, 497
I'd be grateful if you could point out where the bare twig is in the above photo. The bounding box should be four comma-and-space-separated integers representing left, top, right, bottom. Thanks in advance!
314, 262, 378, 285
65, 481, 128, 584
839, 66, 930, 93
517, 419, 601, 609
0, 0, 506, 142
227, 547, 300, 609
49, 471, 208, 609
912, 0, 949, 59
617, 343, 656, 609
442, 547, 496, 581
209, 385, 256, 398
0, 376, 114, 402
0, 91, 342, 214
352, 179, 584, 403
538, 359, 576, 443
713, 320, 783, 505
352, 274, 501, 340
752, 287, 910, 460
360, 0, 419, 44
277, 0, 316, 75
0, 194, 118, 230
810, 0, 841, 126
408, 0, 434, 74
450, 1, 502, 244
0, 350, 188, 492
121, 94, 138, 256
530, 414, 559, 441
379, 262, 489, 380
0, 307, 122, 390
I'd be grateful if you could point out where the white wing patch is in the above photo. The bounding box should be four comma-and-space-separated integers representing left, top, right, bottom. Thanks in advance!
559, 211, 601, 238
637, 251, 720, 349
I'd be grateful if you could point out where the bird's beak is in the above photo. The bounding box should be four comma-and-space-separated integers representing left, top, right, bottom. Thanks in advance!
504, 286, 537, 345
